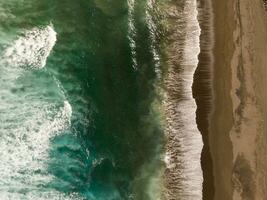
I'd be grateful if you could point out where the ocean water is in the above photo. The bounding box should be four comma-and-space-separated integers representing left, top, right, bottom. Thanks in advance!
0, 0, 165, 199
0, 0, 203, 200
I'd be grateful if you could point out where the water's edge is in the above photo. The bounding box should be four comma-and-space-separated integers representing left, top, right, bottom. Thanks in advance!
193, 0, 214, 199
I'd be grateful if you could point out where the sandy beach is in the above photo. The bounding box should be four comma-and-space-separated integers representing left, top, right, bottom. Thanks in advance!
210, 0, 267, 199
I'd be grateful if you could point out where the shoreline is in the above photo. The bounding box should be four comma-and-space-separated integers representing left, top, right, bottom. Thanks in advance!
160, 0, 203, 199
193, 0, 215, 199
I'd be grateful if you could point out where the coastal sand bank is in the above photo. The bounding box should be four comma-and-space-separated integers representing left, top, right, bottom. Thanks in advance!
211, 0, 267, 199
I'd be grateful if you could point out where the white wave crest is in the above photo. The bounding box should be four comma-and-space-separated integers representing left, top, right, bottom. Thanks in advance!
127, 0, 137, 69
3, 25, 56, 69
0, 98, 73, 199
0, 24, 80, 199
39, 101, 72, 136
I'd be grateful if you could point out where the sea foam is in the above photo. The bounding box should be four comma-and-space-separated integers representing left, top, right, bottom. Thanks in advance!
3, 24, 56, 69
0, 25, 79, 199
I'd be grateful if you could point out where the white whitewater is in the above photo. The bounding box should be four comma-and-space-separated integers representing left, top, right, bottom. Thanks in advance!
3, 25, 57, 69
127, 0, 137, 69
0, 25, 81, 200
146, 0, 161, 79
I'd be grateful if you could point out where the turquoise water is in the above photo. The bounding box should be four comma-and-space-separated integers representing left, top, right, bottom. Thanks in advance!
0, 0, 165, 199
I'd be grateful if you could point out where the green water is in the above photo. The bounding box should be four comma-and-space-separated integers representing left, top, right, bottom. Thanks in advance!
0, 0, 165, 199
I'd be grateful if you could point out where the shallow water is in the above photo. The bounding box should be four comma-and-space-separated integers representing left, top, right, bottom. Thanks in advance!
161, 0, 203, 199
0, 0, 203, 199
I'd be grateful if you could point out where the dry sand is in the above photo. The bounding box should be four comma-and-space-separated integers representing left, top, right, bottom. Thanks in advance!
211, 0, 267, 199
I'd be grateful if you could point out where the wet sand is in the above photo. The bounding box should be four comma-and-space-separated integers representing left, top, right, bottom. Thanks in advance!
193, 0, 215, 199
211, 0, 267, 199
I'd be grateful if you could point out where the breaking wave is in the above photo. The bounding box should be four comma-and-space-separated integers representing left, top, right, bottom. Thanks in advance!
0, 25, 79, 199
2, 25, 56, 69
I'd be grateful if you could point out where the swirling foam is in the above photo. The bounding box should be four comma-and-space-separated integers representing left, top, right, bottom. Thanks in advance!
0, 95, 74, 199
0, 25, 81, 199
3, 25, 56, 69
162, 0, 203, 199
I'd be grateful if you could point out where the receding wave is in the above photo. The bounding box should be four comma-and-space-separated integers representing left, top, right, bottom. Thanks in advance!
161, 0, 203, 199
